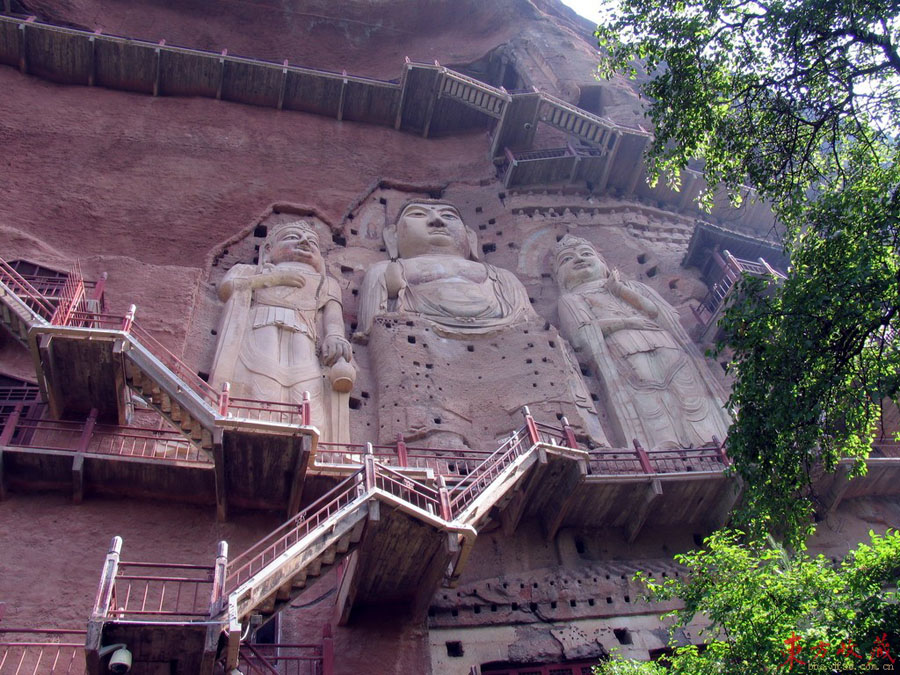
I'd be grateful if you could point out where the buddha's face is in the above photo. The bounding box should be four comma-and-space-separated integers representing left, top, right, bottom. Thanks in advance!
268, 226, 322, 267
556, 243, 609, 289
396, 202, 469, 258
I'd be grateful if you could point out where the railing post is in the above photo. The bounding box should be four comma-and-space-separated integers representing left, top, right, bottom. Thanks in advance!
322, 624, 334, 675
91, 272, 107, 311
0, 402, 23, 446
396, 433, 408, 466
633, 438, 653, 474
218, 382, 230, 417
712, 435, 730, 466
121, 304, 136, 332
91, 535, 122, 620
437, 475, 452, 521
78, 408, 99, 454
560, 416, 578, 449
210, 541, 228, 616
363, 447, 376, 492
301, 390, 311, 426
522, 406, 540, 445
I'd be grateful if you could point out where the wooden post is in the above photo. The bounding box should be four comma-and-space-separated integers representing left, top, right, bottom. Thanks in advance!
396, 433, 408, 466
301, 390, 311, 426
91, 272, 107, 308
363, 451, 376, 492
121, 304, 136, 332
437, 475, 452, 521
633, 438, 653, 474
322, 624, 335, 675
218, 381, 230, 417
561, 416, 578, 449
91, 536, 123, 619
0, 402, 23, 446
523, 406, 540, 445
712, 435, 730, 466
210, 541, 228, 616
73, 408, 98, 503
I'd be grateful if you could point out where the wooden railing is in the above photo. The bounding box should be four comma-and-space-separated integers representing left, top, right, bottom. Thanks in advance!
93, 537, 226, 623
0, 258, 57, 320
0, 628, 86, 674
1, 414, 211, 465
225, 470, 365, 593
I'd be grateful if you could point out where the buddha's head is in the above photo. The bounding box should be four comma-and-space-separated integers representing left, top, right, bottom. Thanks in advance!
263, 221, 324, 272
553, 235, 609, 291
384, 200, 479, 260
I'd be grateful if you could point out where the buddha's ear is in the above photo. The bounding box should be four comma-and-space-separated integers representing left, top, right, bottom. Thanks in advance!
383, 224, 399, 260
466, 227, 480, 261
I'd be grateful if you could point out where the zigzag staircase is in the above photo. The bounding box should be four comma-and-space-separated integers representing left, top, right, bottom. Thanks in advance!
84, 415, 592, 674
0, 257, 316, 517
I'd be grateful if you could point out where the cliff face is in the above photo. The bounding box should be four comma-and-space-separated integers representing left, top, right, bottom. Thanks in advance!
19, 0, 598, 78
4, 3, 893, 675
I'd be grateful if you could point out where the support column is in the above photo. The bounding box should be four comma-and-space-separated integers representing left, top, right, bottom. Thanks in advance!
72, 408, 98, 504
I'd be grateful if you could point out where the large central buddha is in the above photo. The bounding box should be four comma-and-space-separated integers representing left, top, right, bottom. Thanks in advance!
358, 199, 607, 449
358, 200, 530, 336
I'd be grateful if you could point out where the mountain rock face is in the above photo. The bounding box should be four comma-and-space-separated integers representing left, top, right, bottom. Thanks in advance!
0, 2, 895, 675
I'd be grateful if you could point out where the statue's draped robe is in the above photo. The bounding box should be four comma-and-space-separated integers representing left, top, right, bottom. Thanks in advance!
359, 257, 608, 447
558, 278, 730, 450
211, 263, 342, 439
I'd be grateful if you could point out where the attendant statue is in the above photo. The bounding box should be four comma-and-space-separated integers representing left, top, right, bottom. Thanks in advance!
211, 221, 354, 441
554, 235, 730, 450
358, 201, 607, 448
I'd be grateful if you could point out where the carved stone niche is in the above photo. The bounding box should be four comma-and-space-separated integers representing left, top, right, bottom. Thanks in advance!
428, 559, 685, 629
199, 206, 356, 443
355, 197, 608, 450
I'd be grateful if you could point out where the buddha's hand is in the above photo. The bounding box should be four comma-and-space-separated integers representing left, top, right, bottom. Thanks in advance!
385, 261, 405, 299
322, 334, 353, 365
607, 268, 624, 295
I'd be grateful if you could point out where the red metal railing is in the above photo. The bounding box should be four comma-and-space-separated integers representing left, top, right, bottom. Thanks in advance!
3, 416, 211, 465
238, 643, 324, 675
0, 628, 85, 674
107, 560, 216, 620
225, 396, 306, 426
49, 261, 86, 327
0, 258, 57, 320
373, 462, 442, 515
448, 427, 532, 515
128, 320, 221, 409
587, 443, 728, 476
315, 438, 494, 478
225, 468, 366, 593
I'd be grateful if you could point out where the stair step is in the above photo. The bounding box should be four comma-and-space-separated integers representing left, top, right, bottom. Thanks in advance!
170, 401, 182, 422
335, 533, 352, 554
275, 580, 293, 601
200, 428, 213, 450
307, 560, 322, 577
291, 570, 307, 589
180, 414, 194, 433
321, 547, 336, 566
258, 596, 276, 615
160, 393, 171, 413
190, 420, 203, 441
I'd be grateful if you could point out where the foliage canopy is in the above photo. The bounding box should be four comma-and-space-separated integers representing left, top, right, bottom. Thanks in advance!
597, 0, 900, 542
593, 529, 900, 674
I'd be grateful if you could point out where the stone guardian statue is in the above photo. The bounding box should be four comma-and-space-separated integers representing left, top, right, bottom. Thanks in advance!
211, 221, 355, 442
554, 235, 730, 450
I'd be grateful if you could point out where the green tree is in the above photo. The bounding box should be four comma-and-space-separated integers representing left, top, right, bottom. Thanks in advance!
596, 0, 900, 543
593, 529, 900, 674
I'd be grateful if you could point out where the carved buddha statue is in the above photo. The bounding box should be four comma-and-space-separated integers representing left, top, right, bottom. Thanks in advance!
554, 235, 730, 450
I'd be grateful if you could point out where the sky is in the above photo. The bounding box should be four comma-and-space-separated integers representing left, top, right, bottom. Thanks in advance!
561, 0, 602, 22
